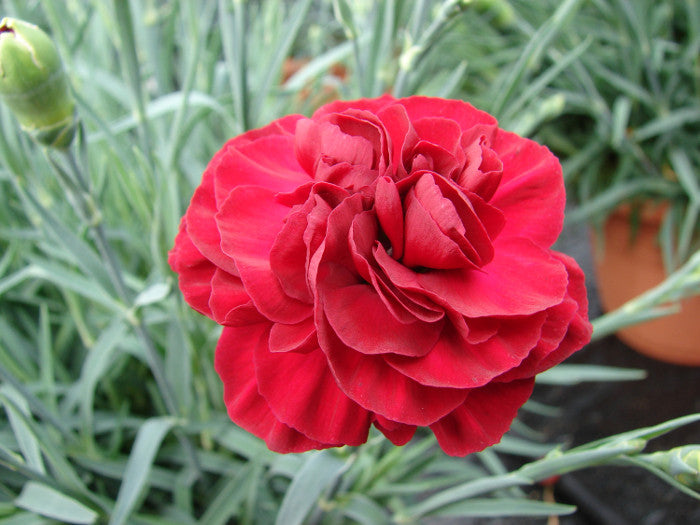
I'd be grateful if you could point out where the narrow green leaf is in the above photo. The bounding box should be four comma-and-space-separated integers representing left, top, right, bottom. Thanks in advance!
339, 493, 390, 525
0, 318, 37, 383
134, 282, 170, 308
61, 319, 127, 427
370, 473, 480, 498
633, 107, 700, 142
268, 453, 305, 479
490, 0, 582, 117
0, 241, 17, 278
517, 441, 647, 481
504, 36, 592, 124
0, 386, 45, 474
669, 148, 700, 203
0, 361, 71, 438
214, 426, 277, 464
507, 93, 566, 136
571, 413, 700, 453
619, 456, 700, 502
72, 454, 177, 492
199, 463, 254, 525
218, 0, 249, 132
522, 399, 562, 417
37, 305, 56, 412
251, 0, 314, 120
21, 187, 113, 295
274, 450, 348, 525
676, 201, 700, 265
433, 497, 576, 518
536, 364, 647, 385
0, 510, 53, 524
88, 91, 236, 143
0, 396, 93, 503
112, 0, 153, 161
15, 482, 97, 525
435, 60, 468, 99
493, 436, 556, 458
0, 266, 60, 301
333, 0, 358, 39
109, 417, 177, 525
610, 96, 632, 147
402, 473, 534, 519
23, 261, 124, 314
566, 178, 678, 224
593, 65, 654, 108
366, 0, 395, 97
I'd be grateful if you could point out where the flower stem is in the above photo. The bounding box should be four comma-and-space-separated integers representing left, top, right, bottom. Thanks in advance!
46, 140, 201, 478
394, 0, 466, 98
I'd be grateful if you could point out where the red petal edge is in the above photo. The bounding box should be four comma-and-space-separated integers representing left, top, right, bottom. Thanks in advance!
215, 325, 333, 453
430, 378, 535, 456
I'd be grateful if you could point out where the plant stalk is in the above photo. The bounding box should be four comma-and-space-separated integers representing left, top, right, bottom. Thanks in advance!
46, 143, 202, 478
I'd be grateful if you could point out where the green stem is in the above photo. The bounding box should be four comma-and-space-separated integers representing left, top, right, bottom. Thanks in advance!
47, 145, 202, 478
219, 0, 250, 131
112, 0, 154, 167
590, 249, 700, 341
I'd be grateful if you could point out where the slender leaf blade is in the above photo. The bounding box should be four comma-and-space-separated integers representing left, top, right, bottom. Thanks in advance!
15, 482, 98, 524
109, 417, 177, 525
274, 450, 347, 525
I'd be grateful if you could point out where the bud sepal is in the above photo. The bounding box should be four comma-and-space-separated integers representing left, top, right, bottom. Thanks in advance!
0, 17, 76, 148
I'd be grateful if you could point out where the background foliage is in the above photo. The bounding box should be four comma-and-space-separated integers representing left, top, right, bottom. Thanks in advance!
0, 0, 698, 523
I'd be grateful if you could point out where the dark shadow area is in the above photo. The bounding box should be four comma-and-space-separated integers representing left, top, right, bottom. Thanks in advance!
529, 218, 700, 524
531, 336, 700, 525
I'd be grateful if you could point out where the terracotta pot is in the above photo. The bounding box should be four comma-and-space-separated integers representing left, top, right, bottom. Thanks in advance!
592, 204, 700, 366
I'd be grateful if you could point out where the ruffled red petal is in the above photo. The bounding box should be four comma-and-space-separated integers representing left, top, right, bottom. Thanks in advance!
373, 415, 416, 446
490, 130, 565, 247
254, 334, 372, 445
218, 186, 311, 324
310, 94, 396, 119
415, 237, 568, 317
385, 314, 545, 388
213, 134, 309, 207
169, 220, 215, 318
318, 312, 468, 425
321, 277, 443, 357
430, 378, 535, 456
496, 252, 592, 382
400, 97, 498, 135
215, 325, 332, 453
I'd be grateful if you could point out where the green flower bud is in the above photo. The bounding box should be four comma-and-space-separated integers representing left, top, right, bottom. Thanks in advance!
0, 17, 76, 148
472, 0, 516, 29
643, 445, 700, 489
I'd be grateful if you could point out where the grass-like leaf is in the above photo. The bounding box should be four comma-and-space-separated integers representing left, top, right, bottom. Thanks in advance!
536, 364, 647, 385
109, 417, 177, 525
15, 482, 98, 524
275, 450, 348, 525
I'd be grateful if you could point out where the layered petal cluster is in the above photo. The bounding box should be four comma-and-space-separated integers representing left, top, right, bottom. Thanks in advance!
169, 96, 592, 456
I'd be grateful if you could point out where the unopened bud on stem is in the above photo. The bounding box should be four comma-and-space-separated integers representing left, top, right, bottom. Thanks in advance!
0, 17, 76, 148
642, 445, 700, 489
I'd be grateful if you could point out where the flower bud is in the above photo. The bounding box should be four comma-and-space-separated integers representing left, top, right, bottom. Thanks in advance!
643, 445, 700, 489
0, 17, 76, 148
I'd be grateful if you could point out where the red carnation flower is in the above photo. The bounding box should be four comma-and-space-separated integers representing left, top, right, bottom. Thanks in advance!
169, 95, 592, 456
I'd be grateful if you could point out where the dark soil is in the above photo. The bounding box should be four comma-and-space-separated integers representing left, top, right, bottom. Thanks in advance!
529, 335, 700, 525
426, 219, 700, 525
524, 219, 700, 525
445, 219, 700, 525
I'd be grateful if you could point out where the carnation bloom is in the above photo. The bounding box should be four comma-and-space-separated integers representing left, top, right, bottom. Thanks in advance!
169, 95, 592, 456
